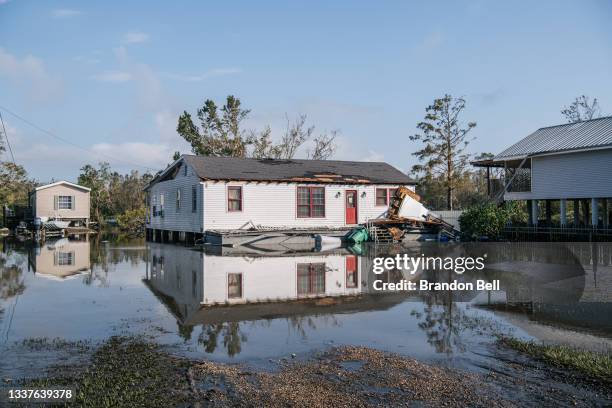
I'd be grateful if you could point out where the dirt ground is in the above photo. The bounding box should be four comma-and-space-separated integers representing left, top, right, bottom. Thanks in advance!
3, 337, 612, 407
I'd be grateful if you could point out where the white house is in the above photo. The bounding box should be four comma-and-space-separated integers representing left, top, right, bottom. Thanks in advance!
144, 243, 406, 326
145, 155, 418, 242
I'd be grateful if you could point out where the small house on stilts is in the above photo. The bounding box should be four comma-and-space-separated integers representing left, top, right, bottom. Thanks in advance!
472, 116, 612, 234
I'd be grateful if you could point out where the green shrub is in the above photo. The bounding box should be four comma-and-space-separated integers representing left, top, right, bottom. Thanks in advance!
116, 207, 146, 237
459, 202, 522, 240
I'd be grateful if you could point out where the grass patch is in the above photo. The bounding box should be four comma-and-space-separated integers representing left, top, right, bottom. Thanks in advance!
25, 336, 194, 407
499, 337, 612, 384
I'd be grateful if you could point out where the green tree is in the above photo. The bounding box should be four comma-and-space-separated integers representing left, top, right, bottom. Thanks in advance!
0, 162, 35, 213
78, 163, 152, 228
410, 95, 477, 210
177, 96, 337, 160
78, 163, 112, 224
177, 95, 251, 157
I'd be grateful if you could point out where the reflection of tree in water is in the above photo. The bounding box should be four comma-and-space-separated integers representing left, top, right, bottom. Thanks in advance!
195, 314, 341, 356
1, 243, 26, 302
411, 271, 471, 355
178, 323, 194, 341
85, 236, 147, 287
198, 322, 247, 357
287, 314, 340, 339
1, 264, 25, 300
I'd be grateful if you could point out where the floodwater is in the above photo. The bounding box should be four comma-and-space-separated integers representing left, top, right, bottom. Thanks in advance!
1, 236, 611, 379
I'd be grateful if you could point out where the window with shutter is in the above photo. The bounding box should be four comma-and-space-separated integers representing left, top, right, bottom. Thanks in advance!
57, 196, 73, 210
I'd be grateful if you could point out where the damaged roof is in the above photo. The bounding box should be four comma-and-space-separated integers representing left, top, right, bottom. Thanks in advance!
170, 155, 415, 185
495, 116, 612, 160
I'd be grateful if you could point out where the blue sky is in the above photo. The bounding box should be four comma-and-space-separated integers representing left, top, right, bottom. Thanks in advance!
1, 0, 611, 181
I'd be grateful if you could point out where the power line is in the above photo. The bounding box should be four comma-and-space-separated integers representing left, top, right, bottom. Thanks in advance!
0, 104, 157, 172
0, 110, 16, 165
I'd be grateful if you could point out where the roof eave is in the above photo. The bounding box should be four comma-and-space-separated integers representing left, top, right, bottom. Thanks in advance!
35, 181, 91, 192
197, 177, 415, 185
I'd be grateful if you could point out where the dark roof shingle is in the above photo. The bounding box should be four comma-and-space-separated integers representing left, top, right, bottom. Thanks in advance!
180, 155, 414, 185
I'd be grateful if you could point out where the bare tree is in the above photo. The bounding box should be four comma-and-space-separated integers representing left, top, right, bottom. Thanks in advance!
248, 126, 275, 159
247, 114, 337, 160
309, 130, 338, 160
274, 115, 315, 159
561, 95, 601, 123
178, 96, 337, 160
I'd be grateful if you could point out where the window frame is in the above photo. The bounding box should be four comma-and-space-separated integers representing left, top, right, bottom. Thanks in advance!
227, 273, 243, 299
227, 186, 243, 212
296, 263, 326, 296
296, 186, 326, 218
191, 185, 197, 213
176, 188, 181, 212
57, 195, 73, 210
55, 251, 75, 266
375, 188, 388, 206
375, 188, 397, 207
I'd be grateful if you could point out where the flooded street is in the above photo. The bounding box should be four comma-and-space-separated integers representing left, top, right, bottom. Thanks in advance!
1, 237, 611, 405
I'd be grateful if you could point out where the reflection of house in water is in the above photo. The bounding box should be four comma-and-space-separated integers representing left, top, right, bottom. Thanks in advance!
144, 243, 405, 326
475, 242, 612, 333
28, 238, 90, 280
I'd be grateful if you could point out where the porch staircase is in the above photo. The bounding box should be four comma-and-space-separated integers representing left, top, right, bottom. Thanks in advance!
368, 226, 395, 243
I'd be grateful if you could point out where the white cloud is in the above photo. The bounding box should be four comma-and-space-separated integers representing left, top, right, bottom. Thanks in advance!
122, 31, 149, 44
8, 110, 190, 179
90, 142, 173, 167
91, 71, 132, 82
0, 47, 62, 103
52, 9, 82, 18
14, 139, 177, 176
361, 150, 385, 162
166, 67, 242, 81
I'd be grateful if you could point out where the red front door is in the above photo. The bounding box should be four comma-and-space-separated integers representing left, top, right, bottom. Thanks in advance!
346, 255, 358, 288
345, 190, 357, 224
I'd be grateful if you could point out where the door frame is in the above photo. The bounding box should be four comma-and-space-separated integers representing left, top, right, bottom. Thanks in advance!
345, 189, 358, 225
345, 255, 358, 288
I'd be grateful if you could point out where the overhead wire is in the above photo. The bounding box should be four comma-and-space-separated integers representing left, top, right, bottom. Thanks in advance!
0, 110, 16, 164
0, 104, 157, 172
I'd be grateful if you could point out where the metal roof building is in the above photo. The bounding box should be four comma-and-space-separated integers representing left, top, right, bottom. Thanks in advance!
472, 116, 612, 228
494, 116, 612, 160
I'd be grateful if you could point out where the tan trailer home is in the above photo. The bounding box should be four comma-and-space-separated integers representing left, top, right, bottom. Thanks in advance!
29, 181, 91, 227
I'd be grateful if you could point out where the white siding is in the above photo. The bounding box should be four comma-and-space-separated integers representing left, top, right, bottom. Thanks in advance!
202, 182, 416, 230
505, 149, 612, 201
147, 161, 204, 233
147, 244, 204, 320
202, 254, 361, 305
146, 158, 418, 232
